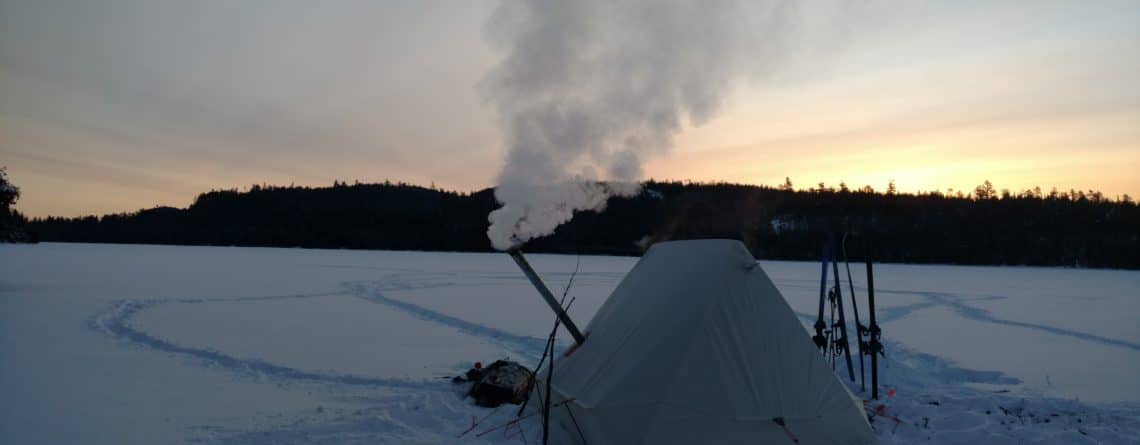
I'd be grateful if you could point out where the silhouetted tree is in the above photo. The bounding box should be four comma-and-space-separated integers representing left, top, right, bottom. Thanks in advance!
0, 166, 32, 242
0, 166, 18, 210
780, 177, 794, 192
975, 180, 996, 200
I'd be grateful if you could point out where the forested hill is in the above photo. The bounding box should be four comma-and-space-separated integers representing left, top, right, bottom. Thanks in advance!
28, 180, 1140, 269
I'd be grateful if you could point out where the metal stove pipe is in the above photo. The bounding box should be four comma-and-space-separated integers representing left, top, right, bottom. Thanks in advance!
507, 248, 586, 344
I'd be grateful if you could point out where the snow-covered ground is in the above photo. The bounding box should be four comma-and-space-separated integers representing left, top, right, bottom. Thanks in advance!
1, 243, 1138, 444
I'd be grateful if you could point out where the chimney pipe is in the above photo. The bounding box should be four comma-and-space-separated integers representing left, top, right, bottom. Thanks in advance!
507, 249, 586, 344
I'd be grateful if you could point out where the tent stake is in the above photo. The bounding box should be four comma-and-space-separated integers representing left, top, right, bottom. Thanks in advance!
508, 249, 586, 344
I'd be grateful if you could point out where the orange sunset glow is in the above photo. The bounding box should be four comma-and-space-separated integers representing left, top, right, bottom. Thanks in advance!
2, 1, 1137, 218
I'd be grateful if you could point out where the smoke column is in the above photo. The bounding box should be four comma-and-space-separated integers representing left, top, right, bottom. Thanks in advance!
484, 0, 858, 250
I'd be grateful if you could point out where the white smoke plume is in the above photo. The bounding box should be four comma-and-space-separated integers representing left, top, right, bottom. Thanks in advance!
484, 0, 861, 250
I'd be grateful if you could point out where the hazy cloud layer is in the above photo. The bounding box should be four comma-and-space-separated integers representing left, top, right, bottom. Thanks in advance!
0, 0, 1136, 218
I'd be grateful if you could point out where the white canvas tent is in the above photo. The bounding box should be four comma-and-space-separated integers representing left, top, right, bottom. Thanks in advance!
541, 239, 876, 444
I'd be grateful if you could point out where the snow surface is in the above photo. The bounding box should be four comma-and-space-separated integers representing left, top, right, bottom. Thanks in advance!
1, 242, 1138, 444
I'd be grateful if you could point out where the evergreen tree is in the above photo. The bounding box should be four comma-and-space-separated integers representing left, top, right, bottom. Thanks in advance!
0, 166, 18, 210
0, 166, 32, 242
975, 180, 996, 200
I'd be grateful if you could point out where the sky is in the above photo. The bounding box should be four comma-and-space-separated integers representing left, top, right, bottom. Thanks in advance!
1, 0, 1137, 218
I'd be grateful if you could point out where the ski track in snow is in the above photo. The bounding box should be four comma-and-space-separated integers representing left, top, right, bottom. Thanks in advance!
783, 282, 1140, 352
788, 314, 1021, 388
85, 275, 563, 444
899, 289, 1140, 352
87, 268, 558, 392
87, 269, 562, 390
343, 277, 549, 362
90, 293, 449, 391
84, 267, 1140, 444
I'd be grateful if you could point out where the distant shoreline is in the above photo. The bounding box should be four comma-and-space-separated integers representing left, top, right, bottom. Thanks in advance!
24, 180, 1140, 270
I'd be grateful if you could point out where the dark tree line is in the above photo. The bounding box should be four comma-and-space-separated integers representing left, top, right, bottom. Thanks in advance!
28, 179, 1140, 269
0, 166, 32, 243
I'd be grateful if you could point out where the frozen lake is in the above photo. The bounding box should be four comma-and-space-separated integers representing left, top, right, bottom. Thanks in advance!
2, 243, 1138, 444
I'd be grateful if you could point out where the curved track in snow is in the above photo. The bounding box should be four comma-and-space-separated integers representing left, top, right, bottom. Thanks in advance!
77, 257, 1140, 445
899, 289, 1140, 352
90, 294, 449, 391
84, 278, 563, 444
88, 271, 558, 392
782, 282, 1140, 352
342, 280, 548, 361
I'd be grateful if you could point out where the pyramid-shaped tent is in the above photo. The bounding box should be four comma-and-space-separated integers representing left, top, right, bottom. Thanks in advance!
544, 239, 876, 444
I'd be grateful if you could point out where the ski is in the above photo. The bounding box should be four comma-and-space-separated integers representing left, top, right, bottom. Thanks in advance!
866, 247, 884, 400
831, 236, 855, 382
843, 232, 867, 391
813, 241, 830, 353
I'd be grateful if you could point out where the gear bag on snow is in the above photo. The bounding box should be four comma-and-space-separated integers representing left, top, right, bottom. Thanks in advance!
466, 360, 534, 407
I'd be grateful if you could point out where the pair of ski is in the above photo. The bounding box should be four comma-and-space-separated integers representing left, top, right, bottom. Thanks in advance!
813, 234, 885, 399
